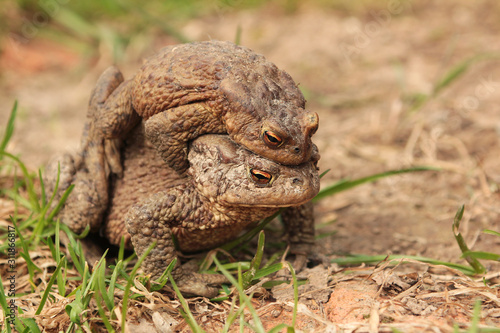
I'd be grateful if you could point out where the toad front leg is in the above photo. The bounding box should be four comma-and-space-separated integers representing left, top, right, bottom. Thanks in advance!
91, 67, 141, 142
125, 189, 227, 298
281, 202, 319, 272
143, 103, 226, 174
95, 76, 226, 175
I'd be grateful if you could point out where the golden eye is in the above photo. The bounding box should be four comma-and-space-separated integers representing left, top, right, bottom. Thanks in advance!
263, 130, 283, 147
249, 168, 273, 185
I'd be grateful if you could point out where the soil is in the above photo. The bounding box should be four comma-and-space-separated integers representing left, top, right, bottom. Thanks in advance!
1, 1, 500, 332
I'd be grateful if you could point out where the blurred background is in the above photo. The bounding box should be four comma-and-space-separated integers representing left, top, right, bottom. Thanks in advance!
1, 0, 499, 267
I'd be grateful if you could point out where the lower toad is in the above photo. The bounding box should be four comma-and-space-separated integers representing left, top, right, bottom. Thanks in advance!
46, 124, 319, 297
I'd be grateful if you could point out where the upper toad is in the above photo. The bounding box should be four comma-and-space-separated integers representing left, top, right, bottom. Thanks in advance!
92, 40, 319, 174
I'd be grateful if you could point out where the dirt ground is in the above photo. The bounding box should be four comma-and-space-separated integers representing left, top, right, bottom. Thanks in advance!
1, 0, 500, 332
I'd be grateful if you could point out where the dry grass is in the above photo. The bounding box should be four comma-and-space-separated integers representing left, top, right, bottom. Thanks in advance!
2, 189, 500, 332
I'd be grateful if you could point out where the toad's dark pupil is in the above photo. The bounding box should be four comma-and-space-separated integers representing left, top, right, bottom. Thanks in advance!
250, 169, 272, 184
264, 131, 282, 146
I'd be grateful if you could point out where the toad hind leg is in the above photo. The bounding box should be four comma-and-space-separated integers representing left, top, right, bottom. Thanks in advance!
58, 136, 110, 233
125, 190, 227, 298
45, 68, 127, 233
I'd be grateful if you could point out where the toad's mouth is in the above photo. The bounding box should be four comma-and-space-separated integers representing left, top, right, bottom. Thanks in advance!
220, 196, 315, 208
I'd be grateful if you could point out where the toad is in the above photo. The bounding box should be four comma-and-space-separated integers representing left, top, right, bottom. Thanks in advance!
91, 40, 319, 174
46, 125, 319, 297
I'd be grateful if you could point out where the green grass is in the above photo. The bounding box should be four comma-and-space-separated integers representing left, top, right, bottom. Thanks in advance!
403, 53, 500, 111
1, 0, 286, 64
453, 205, 500, 275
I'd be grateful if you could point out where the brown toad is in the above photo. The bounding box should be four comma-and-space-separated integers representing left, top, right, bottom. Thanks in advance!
126, 129, 319, 297
46, 125, 319, 297
92, 40, 319, 174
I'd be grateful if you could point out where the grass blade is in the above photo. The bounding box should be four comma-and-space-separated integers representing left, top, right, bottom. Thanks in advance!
59, 225, 89, 279
234, 25, 242, 45
35, 256, 65, 315
288, 262, 298, 330
168, 268, 206, 333
0, 152, 40, 212
432, 58, 472, 96
47, 185, 74, 221
118, 236, 126, 262
45, 222, 67, 296
0, 101, 17, 155
12, 217, 42, 290
483, 229, 500, 237
253, 262, 284, 280
53, 8, 100, 40
108, 260, 123, 301
267, 324, 289, 333
469, 300, 481, 333
242, 231, 265, 288
222, 209, 284, 252
121, 241, 157, 330
432, 54, 500, 96
214, 257, 266, 333
19, 318, 41, 333
461, 251, 500, 261
151, 259, 176, 292
313, 166, 439, 202
330, 254, 476, 275
94, 288, 115, 333
38, 169, 46, 209
452, 205, 486, 274
0, 276, 14, 333
96, 257, 114, 312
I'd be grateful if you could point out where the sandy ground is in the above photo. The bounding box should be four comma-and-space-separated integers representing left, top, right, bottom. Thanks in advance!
1, 0, 500, 331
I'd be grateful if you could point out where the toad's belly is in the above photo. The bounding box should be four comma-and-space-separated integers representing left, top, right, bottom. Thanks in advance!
103, 124, 185, 247
173, 223, 252, 253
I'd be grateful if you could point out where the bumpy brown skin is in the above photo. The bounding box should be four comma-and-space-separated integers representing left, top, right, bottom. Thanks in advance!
46, 123, 320, 297
111, 128, 319, 297
45, 68, 125, 234
94, 40, 319, 174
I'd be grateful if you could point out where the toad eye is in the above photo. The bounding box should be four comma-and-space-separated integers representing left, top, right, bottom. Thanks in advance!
249, 168, 273, 185
263, 130, 283, 147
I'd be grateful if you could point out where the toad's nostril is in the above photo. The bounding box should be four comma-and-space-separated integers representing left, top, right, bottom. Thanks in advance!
292, 147, 301, 154
292, 177, 302, 185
